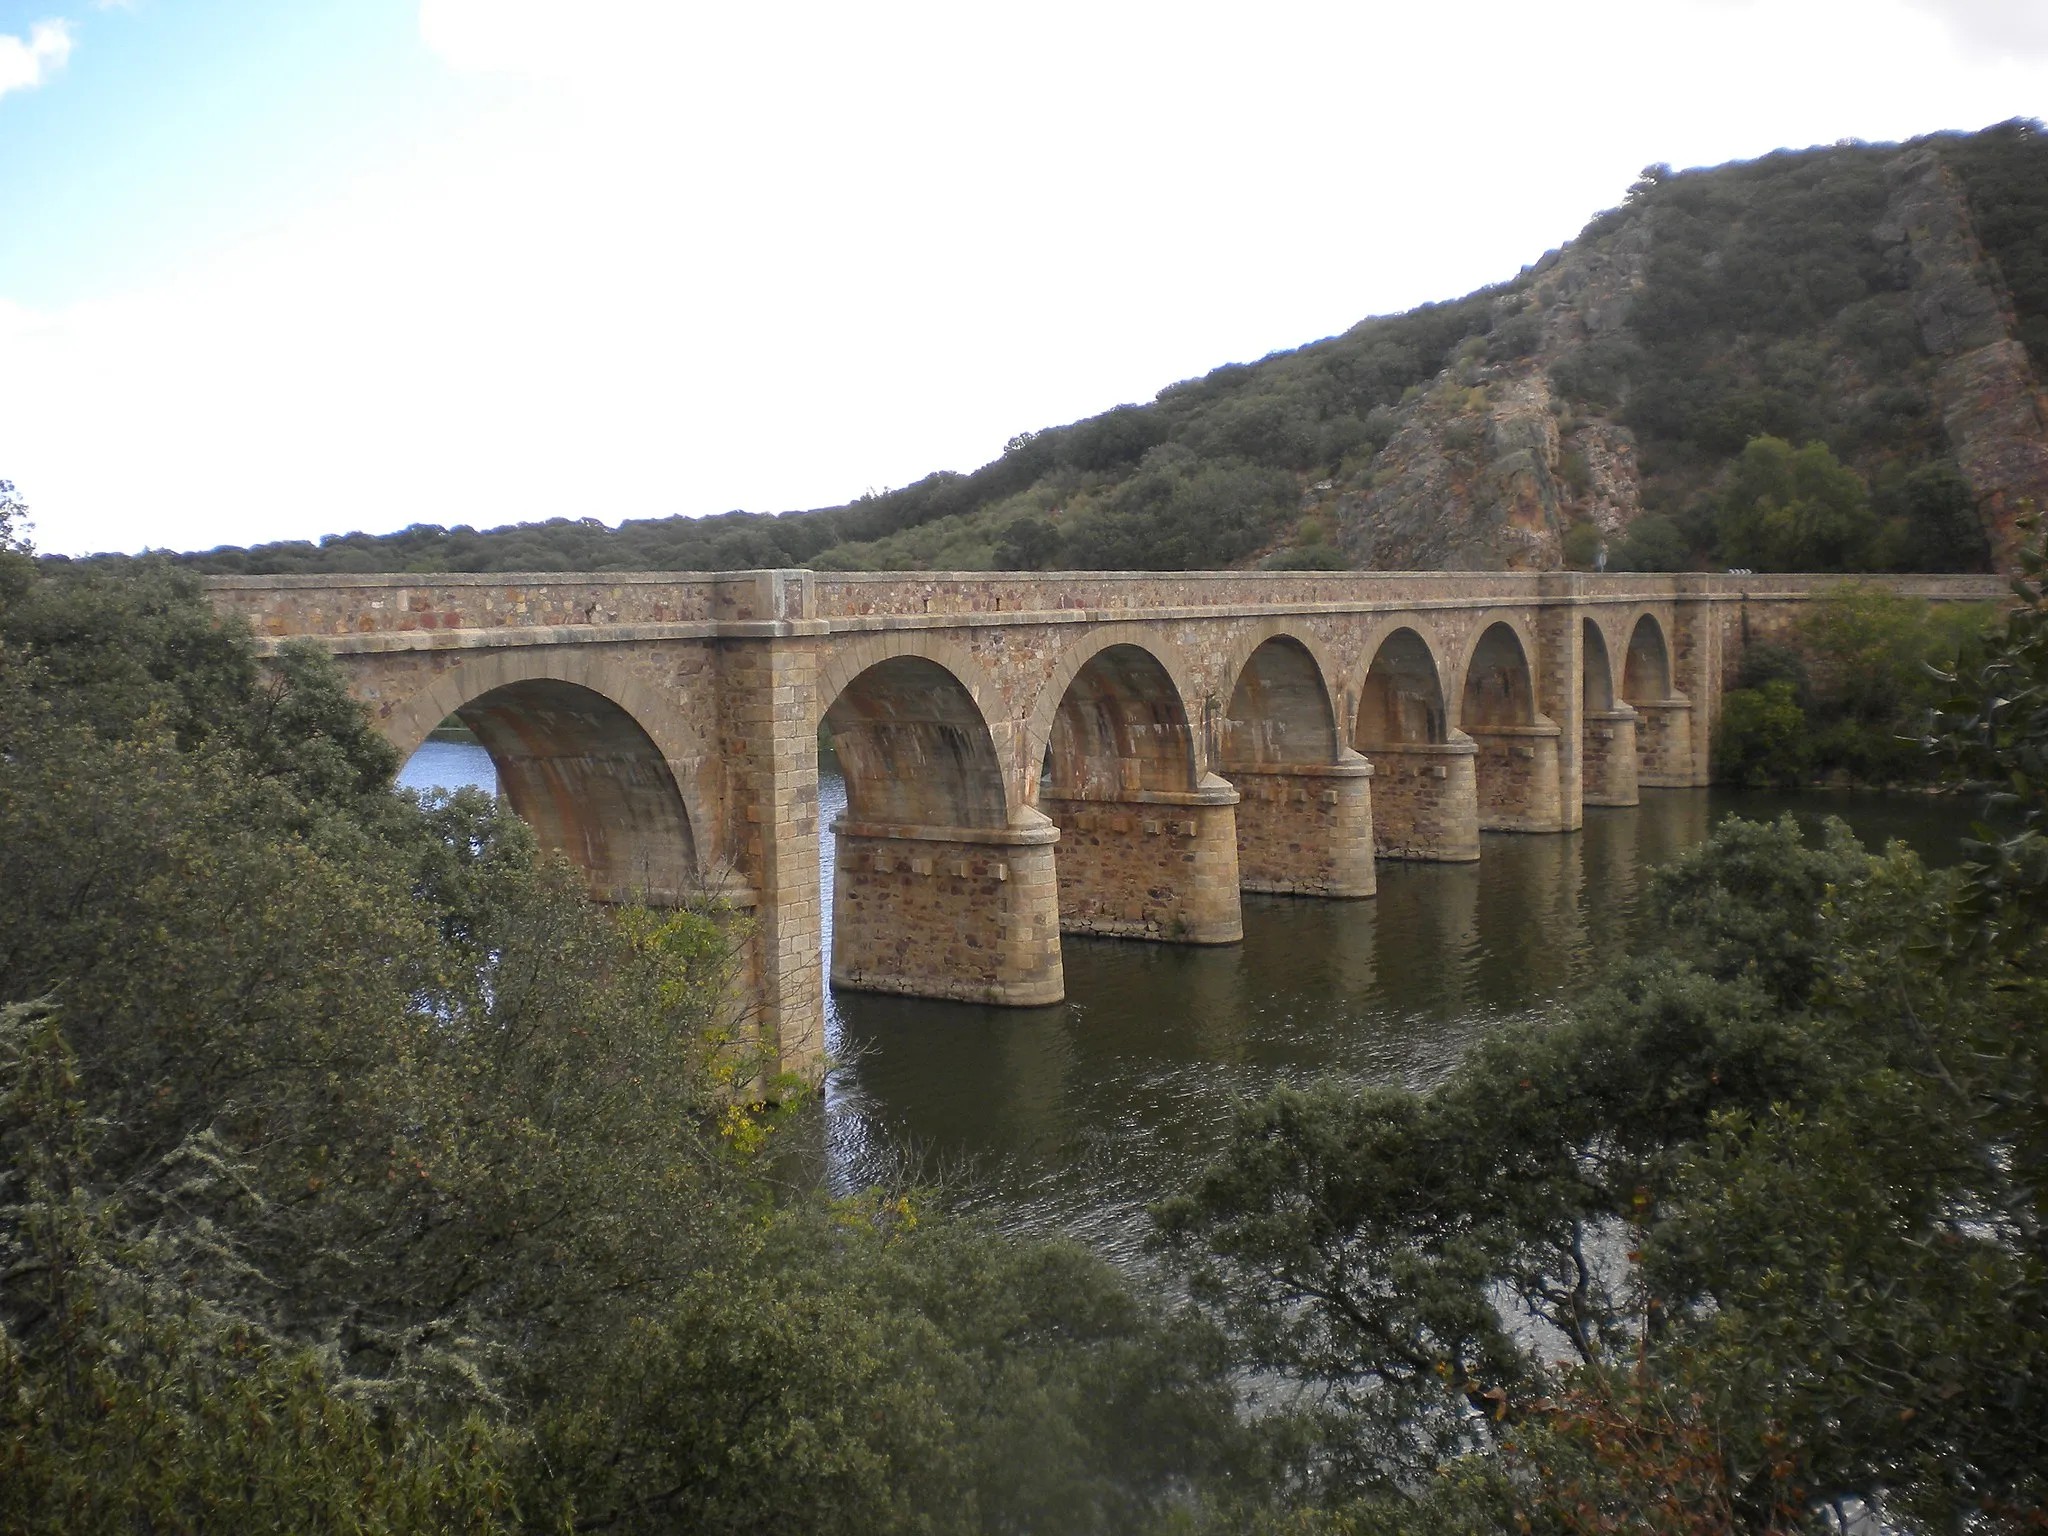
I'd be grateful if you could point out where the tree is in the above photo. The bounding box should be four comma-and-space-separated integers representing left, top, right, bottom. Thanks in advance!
993, 513, 1062, 570
1160, 790, 2048, 1529
0, 559, 1250, 1534
1712, 679, 1808, 787
1896, 460, 1990, 572
1715, 436, 1878, 571
1610, 514, 1691, 572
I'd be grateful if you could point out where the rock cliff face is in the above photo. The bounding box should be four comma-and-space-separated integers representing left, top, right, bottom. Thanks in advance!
1335, 221, 1655, 570
1332, 141, 2048, 572
1879, 150, 2048, 568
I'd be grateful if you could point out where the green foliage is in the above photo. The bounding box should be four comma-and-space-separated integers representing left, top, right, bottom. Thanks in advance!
0, 1005, 518, 1535
0, 563, 1244, 1534
993, 512, 1062, 570
1931, 518, 2048, 949
1945, 119, 2048, 374
1561, 125, 2038, 575
1560, 521, 1603, 571
1608, 514, 1690, 572
1713, 582, 1990, 787
1714, 436, 1878, 571
1160, 792, 2048, 1529
1712, 680, 1809, 789
1267, 543, 1351, 571
1884, 459, 1991, 573
1057, 450, 1299, 570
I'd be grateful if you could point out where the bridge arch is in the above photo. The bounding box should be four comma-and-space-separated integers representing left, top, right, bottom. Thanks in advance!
1350, 625, 1476, 860
819, 654, 1010, 832
1580, 617, 1639, 807
1458, 621, 1538, 730
1458, 619, 1565, 834
1219, 631, 1342, 770
1220, 629, 1375, 899
1353, 626, 1451, 748
1027, 628, 1204, 799
1582, 618, 1616, 712
1031, 631, 1240, 943
1621, 610, 1693, 788
387, 650, 707, 905
817, 645, 1061, 1006
817, 631, 1016, 814
1623, 613, 1674, 703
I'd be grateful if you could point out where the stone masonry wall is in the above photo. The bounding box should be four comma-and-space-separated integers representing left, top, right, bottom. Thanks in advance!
1632, 699, 1693, 787
1039, 795, 1243, 942
1469, 725, 1564, 832
1582, 709, 1640, 806
831, 829, 1062, 1006
1365, 742, 1481, 861
1230, 764, 1376, 898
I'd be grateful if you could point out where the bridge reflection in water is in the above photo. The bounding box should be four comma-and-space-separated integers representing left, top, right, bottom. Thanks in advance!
814, 771, 1973, 1267
392, 727, 1972, 1266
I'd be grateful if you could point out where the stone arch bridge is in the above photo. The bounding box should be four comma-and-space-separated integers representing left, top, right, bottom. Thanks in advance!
207, 569, 2002, 1079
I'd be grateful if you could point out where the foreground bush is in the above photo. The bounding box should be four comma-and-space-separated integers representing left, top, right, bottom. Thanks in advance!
0, 550, 1244, 1534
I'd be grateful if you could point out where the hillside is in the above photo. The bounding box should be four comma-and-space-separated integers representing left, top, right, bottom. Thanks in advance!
151, 120, 2048, 577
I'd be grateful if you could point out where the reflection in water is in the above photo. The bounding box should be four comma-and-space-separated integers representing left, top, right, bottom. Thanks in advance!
395, 734, 1975, 1268
817, 769, 1974, 1266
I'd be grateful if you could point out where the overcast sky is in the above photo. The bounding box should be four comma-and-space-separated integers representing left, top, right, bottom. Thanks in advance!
1, 0, 2043, 556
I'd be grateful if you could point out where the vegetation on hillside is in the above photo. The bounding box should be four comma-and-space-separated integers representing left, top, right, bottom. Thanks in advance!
1579, 123, 2044, 573
59, 121, 2040, 577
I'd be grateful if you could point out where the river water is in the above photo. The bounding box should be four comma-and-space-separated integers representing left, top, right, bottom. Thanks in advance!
399, 739, 1975, 1268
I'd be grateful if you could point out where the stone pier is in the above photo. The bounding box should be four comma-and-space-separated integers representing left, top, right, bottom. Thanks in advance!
1631, 698, 1695, 788
1467, 722, 1566, 832
830, 815, 1063, 1005
1228, 755, 1377, 897
1364, 739, 1482, 862
1581, 708, 1641, 805
1040, 779, 1243, 942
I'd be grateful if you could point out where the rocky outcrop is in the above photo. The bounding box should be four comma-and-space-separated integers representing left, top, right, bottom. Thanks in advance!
1878, 150, 2048, 568
1331, 141, 2046, 574
1334, 224, 1651, 571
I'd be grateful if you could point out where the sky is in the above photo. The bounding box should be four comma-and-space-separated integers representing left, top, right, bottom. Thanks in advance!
0, 1, 2044, 556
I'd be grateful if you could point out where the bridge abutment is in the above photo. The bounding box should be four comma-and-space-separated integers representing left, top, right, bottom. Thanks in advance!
1040, 775, 1244, 942
1229, 753, 1376, 898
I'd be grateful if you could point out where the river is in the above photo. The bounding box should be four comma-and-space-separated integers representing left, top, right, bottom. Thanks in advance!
399, 739, 1977, 1268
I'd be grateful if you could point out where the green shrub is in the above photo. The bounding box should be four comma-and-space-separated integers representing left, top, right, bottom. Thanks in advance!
1561, 520, 1604, 570
1266, 544, 1350, 571
1715, 435, 1878, 571
1611, 514, 1692, 572
1713, 679, 1809, 786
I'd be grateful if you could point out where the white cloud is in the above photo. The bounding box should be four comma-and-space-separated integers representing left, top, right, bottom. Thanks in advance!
5, 0, 2047, 554
0, 20, 72, 100
1904, 0, 2048, 62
